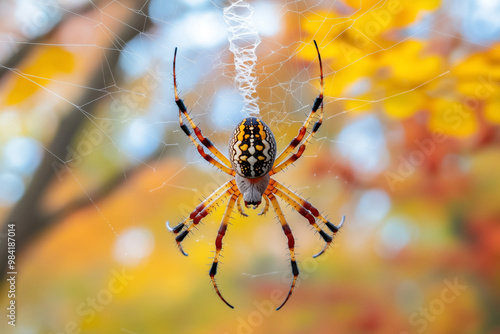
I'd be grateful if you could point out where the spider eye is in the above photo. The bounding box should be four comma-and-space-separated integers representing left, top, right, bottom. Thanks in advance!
229, 117, 276, 178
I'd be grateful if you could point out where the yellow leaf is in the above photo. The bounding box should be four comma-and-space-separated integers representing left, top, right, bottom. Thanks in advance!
4, 46, 75, 105
457, 80, 483, 97
324, 56, 377, 97
453, 47, 500, 81
301, 11, 347, 35
393, 0, 441, 27
344, 0, 441, 27
344, 94, 372, 113
384, 89, 425, 118
484, 98, 500, 124
343, 0, 383, 10
300, 13, 382, 67
429, 98, 478, 137
381, 41, 443, 85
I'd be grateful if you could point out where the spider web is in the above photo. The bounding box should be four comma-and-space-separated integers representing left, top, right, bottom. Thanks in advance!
0, 0, 496, 331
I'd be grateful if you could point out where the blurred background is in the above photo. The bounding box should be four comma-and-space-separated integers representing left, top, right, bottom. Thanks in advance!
0, 0, 499, 333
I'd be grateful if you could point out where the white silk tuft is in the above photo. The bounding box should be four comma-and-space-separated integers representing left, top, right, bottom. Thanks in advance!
223, 0, 261, 117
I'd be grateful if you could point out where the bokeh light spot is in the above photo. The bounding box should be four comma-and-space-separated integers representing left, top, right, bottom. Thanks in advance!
376, 217, 415, 258
113, 227, 155, 266
337, 115, 389, 175
355, 189, 391, 226
211, 87, 245, 129
254, 2, 281, 37
118, 118, 162, 162
3, 136, 42, 175
171, 11, 227, 49
0, 173, 25, 206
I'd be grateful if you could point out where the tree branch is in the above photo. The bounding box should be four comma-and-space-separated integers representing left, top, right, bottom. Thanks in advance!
46, 151, 163, 225
0, 0, 151, 279
0, 0, 107, 79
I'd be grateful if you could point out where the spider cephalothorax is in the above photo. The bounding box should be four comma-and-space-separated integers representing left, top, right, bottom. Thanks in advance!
166, 41, 345, 310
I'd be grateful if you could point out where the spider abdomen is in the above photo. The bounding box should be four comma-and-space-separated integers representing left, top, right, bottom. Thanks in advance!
229, 117, 276, 178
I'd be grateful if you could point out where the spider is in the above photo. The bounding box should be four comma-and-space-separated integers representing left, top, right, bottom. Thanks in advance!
166, 41, 345, 310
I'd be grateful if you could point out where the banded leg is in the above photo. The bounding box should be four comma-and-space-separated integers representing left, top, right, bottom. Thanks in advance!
258, 195, 270, 216
167, 181, 238, 256
237, 196, 248, 217
272, 189, 330, 258
273, 40, 324, 167
190, 180, 236, 219
271, 186, 342, 257
270, 107, 321, 175
173, 48, 234, 174
270, 140, 306, 175
267, 192, 299, 310
178, 112, 235, 176
271, 179, 345, 236
166, 180, 234, 233
209, 193, 238, 309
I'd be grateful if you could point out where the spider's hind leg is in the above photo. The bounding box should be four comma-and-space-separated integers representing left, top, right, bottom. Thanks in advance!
266, 192, 299, 310
269, 179, 345, 258
209, 193, 239, 309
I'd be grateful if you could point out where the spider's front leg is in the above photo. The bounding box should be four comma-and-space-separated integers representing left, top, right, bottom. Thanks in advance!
271, 40, 324, 171
173, 47, 235, 177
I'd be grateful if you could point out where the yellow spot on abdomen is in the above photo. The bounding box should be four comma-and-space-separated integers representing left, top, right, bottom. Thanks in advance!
256, 119, 267, 141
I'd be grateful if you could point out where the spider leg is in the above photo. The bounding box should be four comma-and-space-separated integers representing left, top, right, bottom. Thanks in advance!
271, 179, 345, 237
173, 48, 234, 176
270, 107, 321, 176
236, 195, 248, 217
167, 180, 235, 231
258, 195, 270, 216
166, 180, 234, 234
167, 180, 238, 256
270, 141, 306, 175
269, 180, 343, 258
266, 192, 299, 311
273, 40, 324, 168
209, 193, 238, 309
